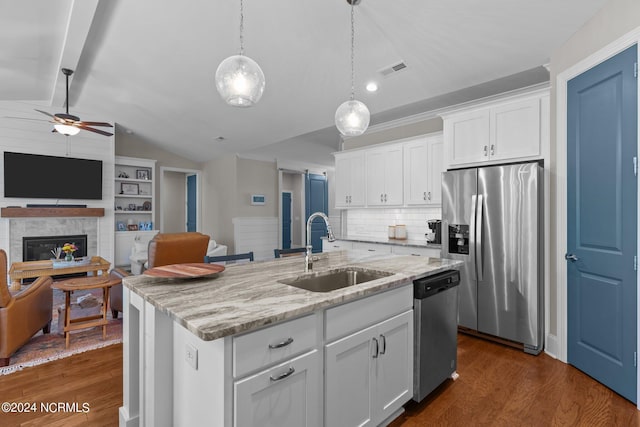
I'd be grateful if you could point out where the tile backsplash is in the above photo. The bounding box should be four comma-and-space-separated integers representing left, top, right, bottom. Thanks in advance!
345, 207, 442, 241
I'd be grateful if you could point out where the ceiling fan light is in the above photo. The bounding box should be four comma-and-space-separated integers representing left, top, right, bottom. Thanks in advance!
215, 55, 265, 107
335, 99, 370, 137
54, 123, 80, 136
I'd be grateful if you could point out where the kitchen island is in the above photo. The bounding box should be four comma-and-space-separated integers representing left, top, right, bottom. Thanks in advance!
119, 250, 461, 427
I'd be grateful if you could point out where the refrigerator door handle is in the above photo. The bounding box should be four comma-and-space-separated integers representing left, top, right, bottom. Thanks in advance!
469, 195, 478, 281
476, 194, 484, 281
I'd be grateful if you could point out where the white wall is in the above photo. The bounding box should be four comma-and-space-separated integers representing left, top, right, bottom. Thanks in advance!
0, 102, 115, 265
163, 170, 186, 232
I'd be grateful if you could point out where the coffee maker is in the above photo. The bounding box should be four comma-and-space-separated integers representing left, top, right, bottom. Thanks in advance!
426, 220, 442, 244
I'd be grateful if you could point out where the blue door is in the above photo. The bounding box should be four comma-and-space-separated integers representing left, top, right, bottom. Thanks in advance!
305, 173, 328, 253
282, 192, 292, 249
567, 45, 637, 403
186, 174, 197, 232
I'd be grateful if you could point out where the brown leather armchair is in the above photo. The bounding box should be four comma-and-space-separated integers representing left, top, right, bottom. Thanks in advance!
0, 250, 53, 367
109, 268, 131, 319
147, 232, 210, 269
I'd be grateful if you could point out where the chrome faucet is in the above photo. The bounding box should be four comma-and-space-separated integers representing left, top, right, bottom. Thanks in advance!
305, 212, 335, 272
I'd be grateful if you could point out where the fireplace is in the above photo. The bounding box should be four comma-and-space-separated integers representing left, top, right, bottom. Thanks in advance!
23, 235, 88, 262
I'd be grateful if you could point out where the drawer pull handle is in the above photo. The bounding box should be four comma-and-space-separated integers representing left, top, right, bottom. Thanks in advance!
268, 337, 294, 349
372, 337, 379, 358
379, 334, 386, 355
270, 367, 295, 382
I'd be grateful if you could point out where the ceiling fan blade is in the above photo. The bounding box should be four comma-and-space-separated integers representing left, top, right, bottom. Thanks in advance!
77, 124, 114, 137
3, 116, 50, 122
78, 121, 113, 127
34, 109, 56, 119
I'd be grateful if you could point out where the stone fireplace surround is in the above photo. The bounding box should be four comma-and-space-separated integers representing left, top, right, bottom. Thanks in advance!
10, 218, 98, 264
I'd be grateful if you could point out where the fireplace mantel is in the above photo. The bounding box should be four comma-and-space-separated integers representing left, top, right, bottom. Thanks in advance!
1, 207, 105, 218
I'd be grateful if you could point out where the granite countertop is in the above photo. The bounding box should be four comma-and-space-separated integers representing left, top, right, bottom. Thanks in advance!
123, 251, 460, 342
323, 234, 441, 249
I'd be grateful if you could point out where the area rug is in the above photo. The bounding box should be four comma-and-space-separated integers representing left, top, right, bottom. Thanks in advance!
0, 288, 122, 375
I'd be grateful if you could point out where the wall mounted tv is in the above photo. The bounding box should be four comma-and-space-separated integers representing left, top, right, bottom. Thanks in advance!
4, 152, 103, 200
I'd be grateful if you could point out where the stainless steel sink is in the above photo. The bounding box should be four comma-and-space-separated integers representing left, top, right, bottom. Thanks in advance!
279, 267, 393, 293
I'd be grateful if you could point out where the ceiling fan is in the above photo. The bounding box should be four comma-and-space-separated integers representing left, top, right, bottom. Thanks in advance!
34, 68, 113, 137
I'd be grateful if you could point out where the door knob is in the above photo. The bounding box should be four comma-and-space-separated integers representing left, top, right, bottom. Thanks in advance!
565, 253, 579, 261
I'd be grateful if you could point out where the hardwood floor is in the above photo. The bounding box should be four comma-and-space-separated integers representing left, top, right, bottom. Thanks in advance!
0, 344, 122, 427
0, 335, 637, 426
390, 334, 639, 427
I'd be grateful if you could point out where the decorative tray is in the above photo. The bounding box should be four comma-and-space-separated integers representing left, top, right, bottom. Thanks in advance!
52, 258, 91, 269
143, 263, 225, 279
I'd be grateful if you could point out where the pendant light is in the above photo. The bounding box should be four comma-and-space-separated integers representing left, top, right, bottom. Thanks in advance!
215, 0, 265, 107
335, 0, 370, 137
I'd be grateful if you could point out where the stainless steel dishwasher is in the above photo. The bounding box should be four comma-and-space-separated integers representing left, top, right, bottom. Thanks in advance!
413, 269, 460, 402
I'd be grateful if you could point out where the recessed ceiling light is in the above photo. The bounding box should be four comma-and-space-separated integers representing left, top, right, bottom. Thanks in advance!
366, 82, 378, 92
215, 136, 225, 141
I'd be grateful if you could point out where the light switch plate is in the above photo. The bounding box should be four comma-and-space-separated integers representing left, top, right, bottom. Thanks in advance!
185, 343, 198, 370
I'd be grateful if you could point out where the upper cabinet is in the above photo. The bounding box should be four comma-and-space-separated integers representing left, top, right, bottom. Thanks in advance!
441, 89, 549, 168
404, 134, 443, 206
335, 151, 365, 208
366, 144, 403, 206
333, 132, 444, 209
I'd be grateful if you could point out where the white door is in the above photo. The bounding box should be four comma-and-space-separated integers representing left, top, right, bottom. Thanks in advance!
366, 149, 387, 206
349, 153, 366, 207
383, 145, 404, 205
427, 137, 443, 205
491, 97, 541, 161
234, 351, 320, 427
404, 138, 429, 206
325, 324, 376, 427
445, 109, 490, 166
375, 311, 413, 422
335, 155, 351, 208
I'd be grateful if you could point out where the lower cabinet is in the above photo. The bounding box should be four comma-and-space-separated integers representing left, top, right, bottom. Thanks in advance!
234, 350, 320, 427
325, 310, 413, 427
322, 240, 353, 252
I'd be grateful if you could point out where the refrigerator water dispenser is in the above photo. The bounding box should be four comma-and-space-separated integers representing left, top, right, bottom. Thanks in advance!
448, 224, 469, 255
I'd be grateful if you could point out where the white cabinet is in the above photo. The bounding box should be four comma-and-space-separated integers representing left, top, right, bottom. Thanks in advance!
352, 242, 392, 255
366, 145, 403, 206
404, 134, 443, 206
234, 350, 320, 427
114, 156, 157, 269
391, 245, 441, 258
335, 151, 365, 208
322, 240, 353, 252
325, 310, 413, 427
442, 90, 548, 168
233, 314, 321, 427
443, 109, 490, 167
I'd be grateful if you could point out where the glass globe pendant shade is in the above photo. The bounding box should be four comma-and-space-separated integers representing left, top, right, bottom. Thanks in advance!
335, 99, 370, 137
54, 123, 80, 136
215, 54, 265, 107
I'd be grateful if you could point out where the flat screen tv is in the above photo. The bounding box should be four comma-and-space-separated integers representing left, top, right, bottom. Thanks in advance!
4, 152, 103, 200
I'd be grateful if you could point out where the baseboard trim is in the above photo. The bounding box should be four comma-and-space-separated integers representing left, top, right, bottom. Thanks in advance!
545, 333, 559, 360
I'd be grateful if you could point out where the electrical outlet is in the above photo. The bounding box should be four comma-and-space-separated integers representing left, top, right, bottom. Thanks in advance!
185, 343, 198, 370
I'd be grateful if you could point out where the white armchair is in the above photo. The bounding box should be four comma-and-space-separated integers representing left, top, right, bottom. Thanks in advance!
129, 239, 228, 275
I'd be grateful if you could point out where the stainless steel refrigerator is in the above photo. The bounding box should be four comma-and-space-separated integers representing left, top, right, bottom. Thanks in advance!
441, 161, 543, 354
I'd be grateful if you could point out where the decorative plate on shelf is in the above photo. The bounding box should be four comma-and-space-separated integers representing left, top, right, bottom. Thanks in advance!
143, 263, 224, 279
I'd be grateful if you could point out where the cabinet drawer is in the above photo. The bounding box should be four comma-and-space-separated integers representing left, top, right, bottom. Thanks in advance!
233, 314, 317, 378
322, 240, 353, 252
325, 284, 412, 342
234, 350, 320, 427
352, 242, 392, 254
391, 245, 441, 258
